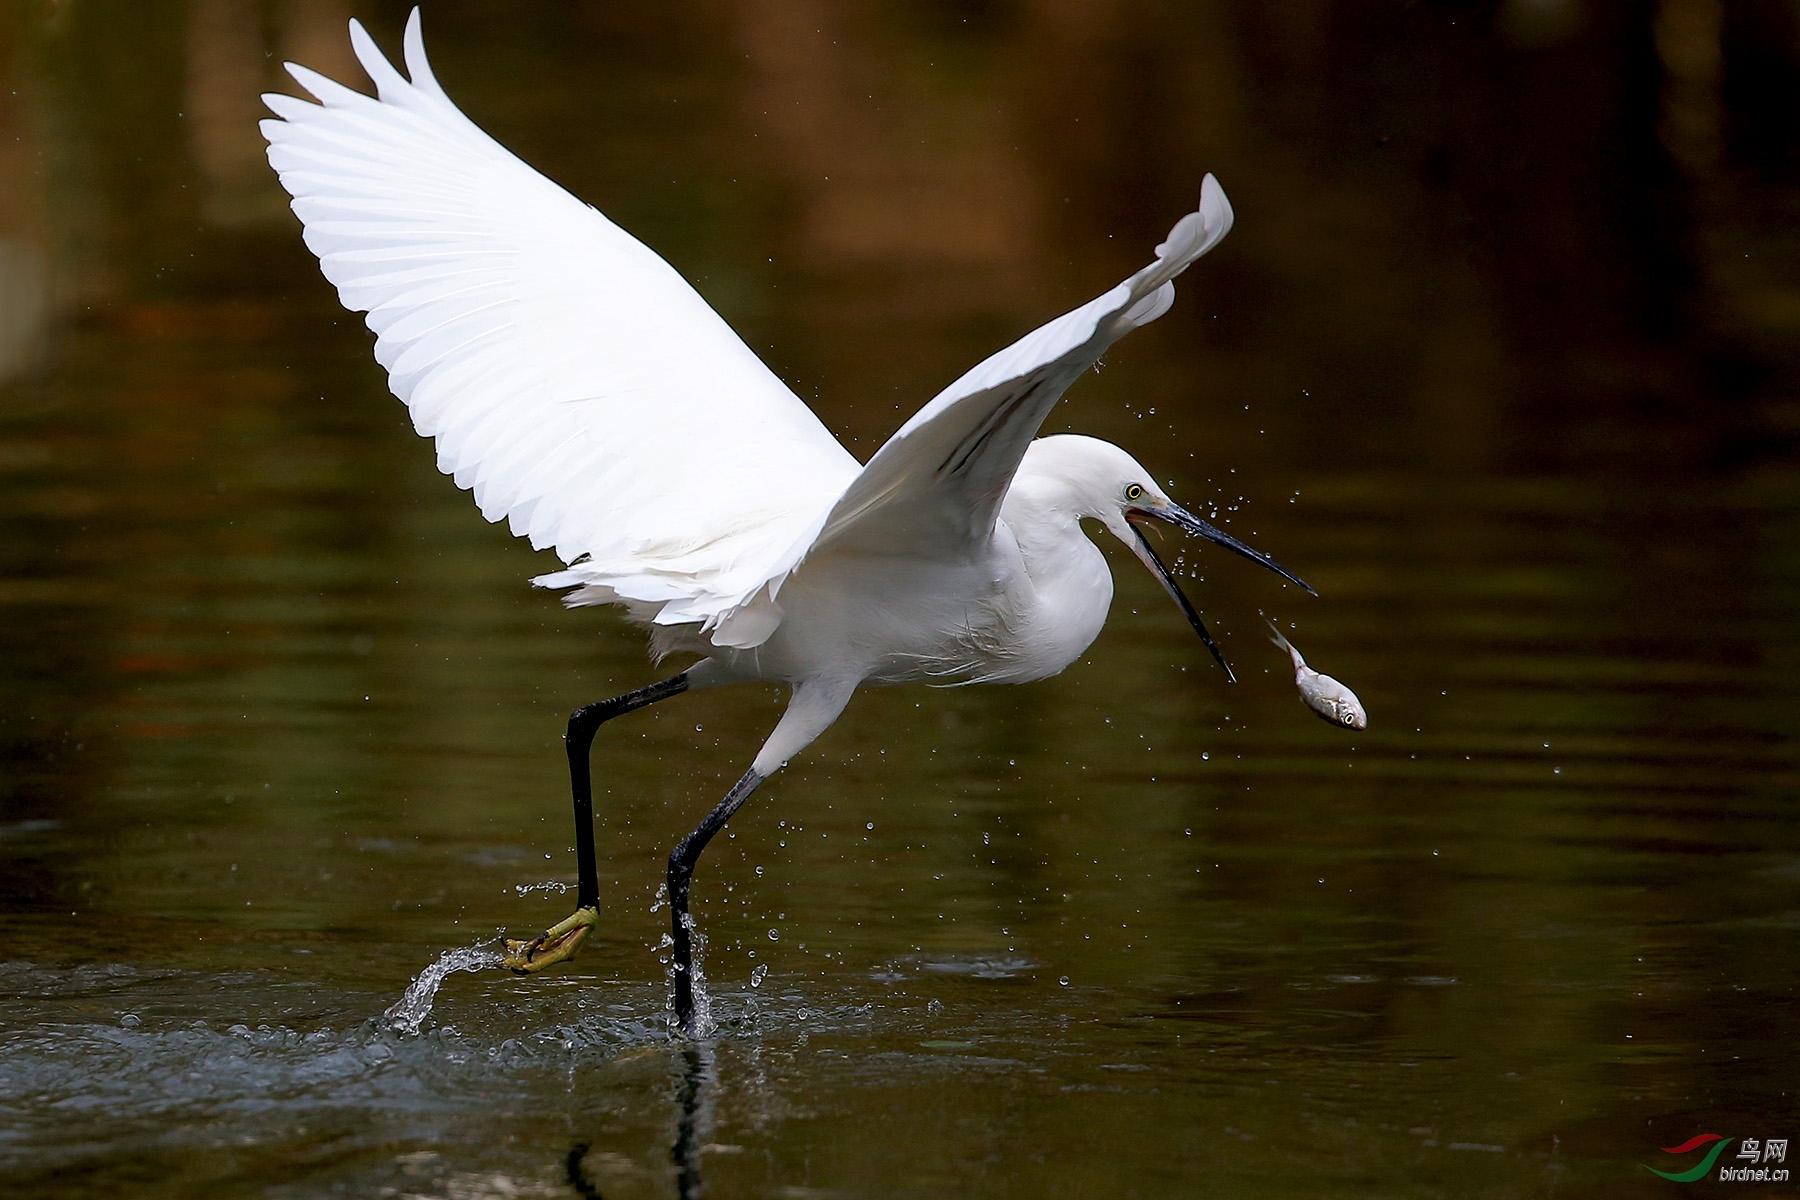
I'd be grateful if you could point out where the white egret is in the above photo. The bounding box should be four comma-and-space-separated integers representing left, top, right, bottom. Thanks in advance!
262, 10, 1314, 1035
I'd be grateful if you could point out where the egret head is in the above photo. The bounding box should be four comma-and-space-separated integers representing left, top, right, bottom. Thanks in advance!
1020, 435, 1314, 681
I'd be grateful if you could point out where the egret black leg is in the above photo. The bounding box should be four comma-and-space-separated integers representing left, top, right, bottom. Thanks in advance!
502, 672, 690, 973
566, 674, 692, 908
668, 766, 765, 1034
660, 674, 859, 1034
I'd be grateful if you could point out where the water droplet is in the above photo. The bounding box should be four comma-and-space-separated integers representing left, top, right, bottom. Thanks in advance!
750, 964, 768, 988
866, 822, 874, 831
1059, 976, 1070, 987
767, 928, 779, 941
382, 944, 504, 1035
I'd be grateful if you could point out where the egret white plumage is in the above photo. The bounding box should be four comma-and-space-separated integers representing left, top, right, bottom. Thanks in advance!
262, 10, 1316, 1035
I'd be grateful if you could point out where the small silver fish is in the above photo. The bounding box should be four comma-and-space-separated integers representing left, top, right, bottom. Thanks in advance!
1266, 620, 1367, 730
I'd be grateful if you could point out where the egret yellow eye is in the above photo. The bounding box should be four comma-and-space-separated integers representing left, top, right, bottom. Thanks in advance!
1125, 484, 1146, 502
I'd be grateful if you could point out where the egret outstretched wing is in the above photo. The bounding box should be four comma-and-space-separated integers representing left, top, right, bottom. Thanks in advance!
808, 179, 1233, 559
260, 10, 860, 646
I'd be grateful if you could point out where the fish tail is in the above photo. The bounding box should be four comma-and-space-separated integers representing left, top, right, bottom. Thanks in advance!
1262, 614, 1291, 653
1263, 615, 1304, 668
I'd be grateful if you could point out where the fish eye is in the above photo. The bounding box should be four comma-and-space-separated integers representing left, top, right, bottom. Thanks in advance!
1124, 483, 1146, 502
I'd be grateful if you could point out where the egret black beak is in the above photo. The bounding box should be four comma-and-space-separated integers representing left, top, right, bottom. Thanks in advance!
1125, 501, 1315, 682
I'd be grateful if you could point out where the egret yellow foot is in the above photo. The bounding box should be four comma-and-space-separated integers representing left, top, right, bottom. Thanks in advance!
502, 906, 598, 974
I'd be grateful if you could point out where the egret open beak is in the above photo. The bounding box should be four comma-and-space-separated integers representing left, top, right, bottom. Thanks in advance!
1125, 500, 1315, 682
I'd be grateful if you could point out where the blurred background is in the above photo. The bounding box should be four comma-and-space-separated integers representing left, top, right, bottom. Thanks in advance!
2, 1, 1798, 1197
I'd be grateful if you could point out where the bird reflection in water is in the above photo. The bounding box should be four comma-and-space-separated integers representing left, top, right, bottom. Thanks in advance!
566, 1046, 716, 1200
565, 1142, 604, 1200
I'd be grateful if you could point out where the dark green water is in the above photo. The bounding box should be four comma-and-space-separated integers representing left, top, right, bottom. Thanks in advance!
3, 3, 1799, 1197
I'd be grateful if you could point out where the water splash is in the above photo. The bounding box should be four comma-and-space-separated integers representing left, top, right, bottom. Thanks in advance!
382, 944, 504, 1035
664, 914, 714, 1038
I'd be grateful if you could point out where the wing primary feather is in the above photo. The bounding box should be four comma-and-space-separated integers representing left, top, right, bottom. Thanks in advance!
263, 14, 876, 649
348, 19, 413, 105
401, 9, 439, 90
810, 176, 1235, 564
283, 63, 380, 111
